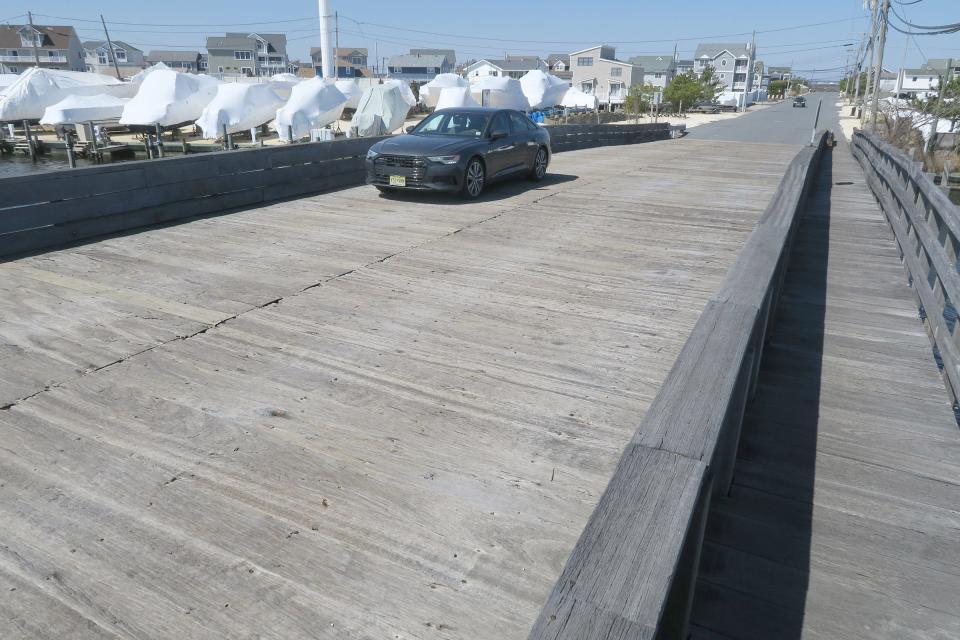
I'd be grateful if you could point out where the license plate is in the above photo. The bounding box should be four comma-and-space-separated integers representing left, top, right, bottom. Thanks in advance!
389, 175, 406, 187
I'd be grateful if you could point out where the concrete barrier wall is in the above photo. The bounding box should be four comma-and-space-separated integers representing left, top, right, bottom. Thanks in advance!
0, 123, 671, 259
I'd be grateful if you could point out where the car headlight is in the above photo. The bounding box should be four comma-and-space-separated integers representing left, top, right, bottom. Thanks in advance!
427, 154, 460, 165
366, 148, 379, 160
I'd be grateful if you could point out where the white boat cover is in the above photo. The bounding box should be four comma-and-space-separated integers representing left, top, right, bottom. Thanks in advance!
383, 79, 417, 107
0, 74, 18, 90
334, 79, 363, 109
0, 68, 132, 121
561, 88, 598, 109
129, 62, 170, 84
353, 84, 410, 136
120, 69, 220, 127
273, 77, 347, 142
418, 73, 468, 108
271, 73, 300, 83
468, 76, 529, 110
40, 93, 129, 125
196, 82, 285, 138
434, 86, 480, 110
520, 70, 569, 109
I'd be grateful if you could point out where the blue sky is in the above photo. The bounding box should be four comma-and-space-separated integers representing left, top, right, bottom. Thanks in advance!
8, 1, 960, 78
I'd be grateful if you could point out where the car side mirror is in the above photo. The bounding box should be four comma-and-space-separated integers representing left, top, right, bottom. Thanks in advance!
405, 125, 416, 133
490, 128, 508, 140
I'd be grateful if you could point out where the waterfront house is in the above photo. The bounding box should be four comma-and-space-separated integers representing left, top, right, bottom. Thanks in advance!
206, 33, 289, 77
693, 42, 756, 94
462, 56, 548, 80
145, 50, 208, 73
627, 54, 677, 89
387, 49, 456, 81
0, 24, 85, 74
768, 66, 792, 81
83, 40, 145, 78
546, 53, 572, 83
897, 67, 941, 99
311, 47, 370, 78
921, 58, 959, 80
568, 45, 639, 107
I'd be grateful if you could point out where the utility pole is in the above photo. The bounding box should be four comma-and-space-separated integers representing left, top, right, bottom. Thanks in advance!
334, 10, 339, 80
742, 30, 755, 113
100, 15, 122, 80
870, 0, 891, 130
27, 11, 41, 66
861, 0, 879, 124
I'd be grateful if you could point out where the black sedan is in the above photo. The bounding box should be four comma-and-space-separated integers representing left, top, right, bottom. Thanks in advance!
365, 107, 551, 199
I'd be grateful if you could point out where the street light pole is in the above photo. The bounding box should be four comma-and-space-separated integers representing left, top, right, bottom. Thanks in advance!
861, 0, 879, 125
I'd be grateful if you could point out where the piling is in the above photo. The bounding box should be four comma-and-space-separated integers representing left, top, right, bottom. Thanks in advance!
155, 123, 165, 158
23, 120, 36, 162
64, 131, 77, 168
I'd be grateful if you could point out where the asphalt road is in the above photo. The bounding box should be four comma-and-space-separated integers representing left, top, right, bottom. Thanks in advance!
688, 93, 840, 145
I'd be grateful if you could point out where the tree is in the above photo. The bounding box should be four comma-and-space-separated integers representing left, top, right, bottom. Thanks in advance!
839, 71, 869, 95
625, 83, 658, 113
769, 79, 788, 99
697, 67, 723, 101
913, 75, 960, 155
663, 72, 703, 112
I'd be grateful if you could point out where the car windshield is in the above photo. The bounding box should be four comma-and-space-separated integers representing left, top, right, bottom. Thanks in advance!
412, 111, 490, 137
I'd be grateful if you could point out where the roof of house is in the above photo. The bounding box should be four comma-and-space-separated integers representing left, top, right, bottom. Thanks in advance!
82, 40, 142, 53
768, 65, 791, 73
207, 33, 286, 54
627, 55, 675, 73
146, 50, 203, 63
923, 58, 959, 71
694, 43, 750, 59
466, 58, 545, 72
389, 53, 451, 68
410, 49, 455, 65
547, 53, 570, 64
0, 24, 78, 49
309, 47, 368, 61
676, 59, 694, 67
902, 68, 939, 76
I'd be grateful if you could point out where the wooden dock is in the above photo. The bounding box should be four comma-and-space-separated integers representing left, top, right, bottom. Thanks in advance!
689, 139, 960, 638
2, 129, 958, 639
0, 137, 798, 638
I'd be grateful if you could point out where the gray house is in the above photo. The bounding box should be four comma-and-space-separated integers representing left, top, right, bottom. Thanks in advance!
206, 32, 288, 77
311, 47, 369, 78
627, 55, 676, 89
922, 58, 959, 80
145, 50, 208, 73
0, 24, 85, 74
693, 42, 755, 93
82, 40, 146, 78
568, 45, 640, 106
388, 49, 456, 81
676, 59, 695, 76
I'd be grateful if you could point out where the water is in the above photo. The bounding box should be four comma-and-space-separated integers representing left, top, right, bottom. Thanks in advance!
0, 153, 99, 177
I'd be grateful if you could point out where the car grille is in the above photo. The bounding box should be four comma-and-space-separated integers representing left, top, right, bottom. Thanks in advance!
373, 155, 427, 187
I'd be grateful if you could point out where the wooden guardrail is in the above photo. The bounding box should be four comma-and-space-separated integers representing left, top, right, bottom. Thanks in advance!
543, 123, 671, 153
0, 123, 672, 259
528, 131, 830, 640
851, 129, 960, 402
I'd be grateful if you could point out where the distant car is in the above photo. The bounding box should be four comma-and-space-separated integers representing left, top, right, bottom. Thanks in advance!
793, 96, 807, 108
688, 101, 721, 114
365, 107, 551, 199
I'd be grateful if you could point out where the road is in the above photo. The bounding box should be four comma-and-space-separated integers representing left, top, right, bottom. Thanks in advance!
689, 93, 840, 145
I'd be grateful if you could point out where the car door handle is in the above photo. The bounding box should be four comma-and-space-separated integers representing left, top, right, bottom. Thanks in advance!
495, 145, 514, 152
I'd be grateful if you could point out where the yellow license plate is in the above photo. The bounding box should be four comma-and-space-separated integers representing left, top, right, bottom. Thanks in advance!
389, 175, 406, 187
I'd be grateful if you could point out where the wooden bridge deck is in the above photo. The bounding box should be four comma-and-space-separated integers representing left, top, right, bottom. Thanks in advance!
689, 139, 960, 638
0, 138, 800, 639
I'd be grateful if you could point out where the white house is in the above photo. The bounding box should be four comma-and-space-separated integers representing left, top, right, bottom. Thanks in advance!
897, 68, 940, 98
462, 56, 547, 80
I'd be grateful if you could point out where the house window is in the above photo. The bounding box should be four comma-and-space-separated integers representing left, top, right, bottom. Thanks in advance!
114, 49, 126, 62
19, 31, 41, 47
721, 59, 727, 66
581, 81, 594, 94
218, 65, 224, 73
8, 50, 17, 57
577, 56, 593, 67
351, 56, 362, 65
720, 74, 726, 80
611, 67, 622, 77
47, 50, 57, 58
98, 52, 107, 64
655, 72, 662, 78
241, 66, 253, 75
235, 51, 252, 60
912, 77, 917, 82
9, 66, 17, 72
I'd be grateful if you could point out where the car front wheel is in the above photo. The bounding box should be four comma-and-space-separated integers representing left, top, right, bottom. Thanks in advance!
529, 147, 548, 181
461, 158, 485, 199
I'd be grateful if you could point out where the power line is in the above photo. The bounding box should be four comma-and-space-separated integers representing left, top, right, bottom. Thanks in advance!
33, 13, 317, 27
